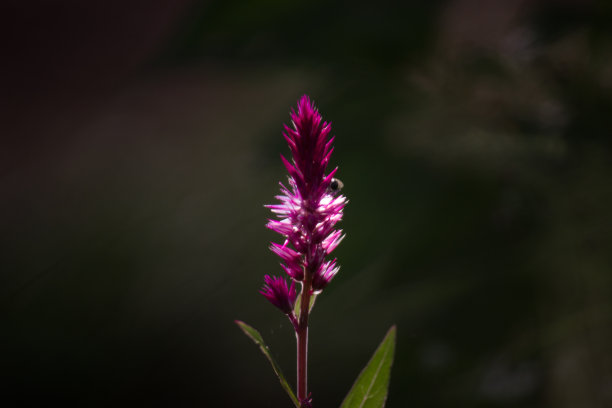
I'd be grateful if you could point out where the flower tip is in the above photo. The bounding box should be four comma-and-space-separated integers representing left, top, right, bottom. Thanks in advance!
297, 94, 318, 116
298, 94, 311, 106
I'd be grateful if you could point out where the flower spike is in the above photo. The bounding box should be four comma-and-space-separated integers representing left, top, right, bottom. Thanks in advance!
265, 95, 347, 293
261, 95, 347, 404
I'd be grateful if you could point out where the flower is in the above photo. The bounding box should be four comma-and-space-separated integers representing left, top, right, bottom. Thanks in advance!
260, 275, 298, 315
264, 95, 346, 303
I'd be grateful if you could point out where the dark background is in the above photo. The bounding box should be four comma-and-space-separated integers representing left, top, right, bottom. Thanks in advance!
2, 0, 612, 407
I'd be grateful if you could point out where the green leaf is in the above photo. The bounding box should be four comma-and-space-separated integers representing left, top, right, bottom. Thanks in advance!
293, 290, 318, 318
309, 293, 318, 312
293, 292, 302, 317
340, 325, 397, 408
235, 320, 300, 408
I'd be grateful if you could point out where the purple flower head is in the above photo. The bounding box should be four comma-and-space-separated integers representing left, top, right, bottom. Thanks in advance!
312, 259, 340, 291
265, 95, 346, 294
260, 275, 298, 315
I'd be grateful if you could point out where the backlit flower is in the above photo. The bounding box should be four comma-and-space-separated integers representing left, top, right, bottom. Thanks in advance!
264, 95, 346, 305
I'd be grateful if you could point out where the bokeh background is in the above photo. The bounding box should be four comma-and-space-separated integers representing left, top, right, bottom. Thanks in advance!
3, 0, 612, 407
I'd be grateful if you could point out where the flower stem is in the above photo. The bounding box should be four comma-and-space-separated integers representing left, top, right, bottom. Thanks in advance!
297, 278, 312, 406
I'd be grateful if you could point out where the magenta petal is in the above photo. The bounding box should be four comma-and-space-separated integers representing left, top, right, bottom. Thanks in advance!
270, 242, 301, 263
281, 262, 304, 281
267, 221, 292, 236
322, 230, 345, 254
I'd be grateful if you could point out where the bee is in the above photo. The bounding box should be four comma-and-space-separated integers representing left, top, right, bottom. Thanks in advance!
328, 178, 344, 195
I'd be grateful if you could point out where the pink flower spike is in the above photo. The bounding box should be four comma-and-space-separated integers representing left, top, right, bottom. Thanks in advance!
266, 95, 347, 299
260, 275, 298, 315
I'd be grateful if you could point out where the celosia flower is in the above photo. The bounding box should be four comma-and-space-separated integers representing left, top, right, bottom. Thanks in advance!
263, 95, 346, 313
260, 275, 298, 315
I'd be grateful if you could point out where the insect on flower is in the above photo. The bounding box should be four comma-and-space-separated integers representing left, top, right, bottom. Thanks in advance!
328, 178, 344, 195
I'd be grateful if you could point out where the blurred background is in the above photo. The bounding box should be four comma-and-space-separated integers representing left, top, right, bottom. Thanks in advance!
2, 0, 612, 406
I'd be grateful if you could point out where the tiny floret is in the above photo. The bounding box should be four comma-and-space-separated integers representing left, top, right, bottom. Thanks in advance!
260, 275, 298, 315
